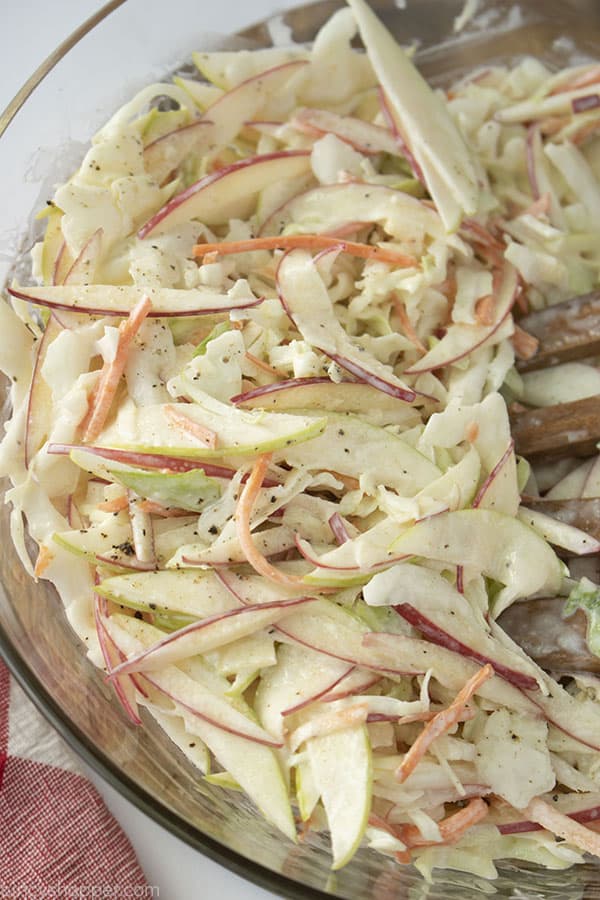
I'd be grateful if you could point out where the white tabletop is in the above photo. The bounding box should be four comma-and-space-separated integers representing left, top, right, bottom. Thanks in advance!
0, 2, 301, 897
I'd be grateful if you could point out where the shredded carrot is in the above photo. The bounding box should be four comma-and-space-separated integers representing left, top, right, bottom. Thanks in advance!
34, 544, 54, 578
461, 219, 503, 251
523, 797, 600, 858
465, 421, 480, 444
523, 192, 551, 218
137, 499, 191, 517
234, 453, 307, 588
400, 798, 489, 849
164, 404, 218, 449
395, 664, 494, 784
511, 324, 539, 360
474, 294, 495, 326
83, 295, 152, 442
550, 65, 600, 94
192, 234, 417, 268
97, 495, 129, 513
392, 294, 426, 354
244, 351, 282, 377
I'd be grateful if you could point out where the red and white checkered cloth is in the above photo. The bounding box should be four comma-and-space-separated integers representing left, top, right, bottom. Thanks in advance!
0, 659, 150, 899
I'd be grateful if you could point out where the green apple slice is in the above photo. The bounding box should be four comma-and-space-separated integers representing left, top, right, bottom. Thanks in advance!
69, 448, 222, 511
300, 519, 408, 585
276, 599, 373, 668
96, 569, 238, 618
139, 151, 312, 238
97, 397, 327, 459
109, 466, 221, 512
139, 697, 211, 775
390, 509, 564, 614
192, 48, 308, 89
8, 283, 260, 317
53, 516, 199, 569
262, 181, 439, 240
234, 379, 422, 428
181, 710, 296, 840
295, 756, 321, 822
282, 411, 439, 495
346, 0, 478, 230
306, 724, 372, 869
205, 631, 277, 680
111, 597, 316, 674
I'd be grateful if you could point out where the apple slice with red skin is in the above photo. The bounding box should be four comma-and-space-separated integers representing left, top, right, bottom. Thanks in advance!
404, 263, 519, 375
109, 595, 318, 676
280, 665, 356, 717
25, 315, 64, 467
144, 120, 214, 185
291, 106, 399, 156
94, 596, 142, 725
492, 793, 600, 835
472, 438, 518, 515
47, 442, 279, 485
144, 60, 309, 186
294, 533, 410, 573
318, 669, 382, 705
377, 87, 424, 182
393, 603, 539, 692
232, 377, 423, 426
53, 241, 74, 286
141, 672, 282, 748
139, 149, 311, 238
8, 283, 262, 318
259, 176, 439, 239
62, 227, 103, 285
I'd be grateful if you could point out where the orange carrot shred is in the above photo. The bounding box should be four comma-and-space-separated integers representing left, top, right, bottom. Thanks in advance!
164, 404, 218, 449
400, 798, 489, 849
235, 453, 307, 588
475, 294, 495, 326
97, 495, 129, 513
511, 325, 539, 360
244, 351, 282, 377
465, 421, 480, 444
523, 797, 600, 858
192, 234, 417, 268
83, 295, 152, 442
34, 544, 54, 578
550, 65, 600, 94
396, 664, 494, 784
523, 192, 551, 218
392, 294, 426, 354
138, 499, 191, 517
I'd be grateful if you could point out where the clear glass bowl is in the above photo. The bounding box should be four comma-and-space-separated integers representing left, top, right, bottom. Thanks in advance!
2, 1, 600, 896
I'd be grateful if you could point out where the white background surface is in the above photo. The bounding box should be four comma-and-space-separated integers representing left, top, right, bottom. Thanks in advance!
0, 1, 302, 897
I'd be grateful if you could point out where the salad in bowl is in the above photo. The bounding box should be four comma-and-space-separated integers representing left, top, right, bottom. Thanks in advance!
3, 0, 600, 883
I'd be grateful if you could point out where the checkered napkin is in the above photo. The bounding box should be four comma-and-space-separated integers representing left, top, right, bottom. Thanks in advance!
0, 659, 150, 899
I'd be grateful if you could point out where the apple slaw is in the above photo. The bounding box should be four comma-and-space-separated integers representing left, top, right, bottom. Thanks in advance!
3, 0, 600, 880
